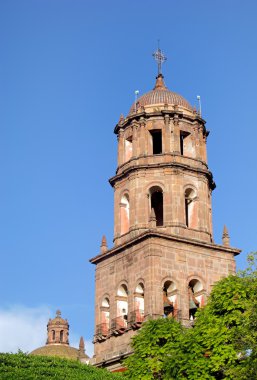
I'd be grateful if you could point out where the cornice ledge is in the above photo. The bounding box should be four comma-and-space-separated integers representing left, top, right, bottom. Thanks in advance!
93, 350, 132, 368
109, 161, 215, 190
114, 110, 206, 134
89, 230, 241, 264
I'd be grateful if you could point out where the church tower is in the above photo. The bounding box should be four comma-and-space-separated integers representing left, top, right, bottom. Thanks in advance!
90, 49, 240, 371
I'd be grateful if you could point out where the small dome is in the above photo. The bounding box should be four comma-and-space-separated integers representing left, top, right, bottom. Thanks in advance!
30, 345, 89, 361
48, 310, 68, 326
129, 74, 193, 115
30, 310, 89, 362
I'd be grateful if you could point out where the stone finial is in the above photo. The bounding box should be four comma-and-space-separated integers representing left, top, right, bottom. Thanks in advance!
222, 225, 230, 247
153, 74, 167, 90
79, 336, 85, 354
118, 114, 124, 125
100, 235, 108, 254
149, 208, 157, 228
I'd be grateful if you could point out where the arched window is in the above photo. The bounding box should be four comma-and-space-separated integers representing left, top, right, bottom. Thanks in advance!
124, 137, 133, 161
132, 283, 144, 325
163, 280, 178, 318
150, 186, 163, 226
185, 188, 197, 228
114, 284, 128, 331
60, 330, 64, 342
52, 330, 55, 341
120, 194, 130, 235
188, 279, 204, 320
100, 297, 110, 336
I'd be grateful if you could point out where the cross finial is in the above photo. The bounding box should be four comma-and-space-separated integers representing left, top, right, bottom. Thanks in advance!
152, 41, 167, 76
56, 310, 61, 317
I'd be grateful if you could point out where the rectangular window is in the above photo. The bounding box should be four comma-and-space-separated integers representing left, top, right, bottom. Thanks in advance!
150, 130, 162, 155
180, 131, 190, 156
185, 198, 189, 227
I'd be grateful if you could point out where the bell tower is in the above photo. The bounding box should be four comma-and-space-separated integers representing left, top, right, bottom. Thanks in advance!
90, 49, 240, 371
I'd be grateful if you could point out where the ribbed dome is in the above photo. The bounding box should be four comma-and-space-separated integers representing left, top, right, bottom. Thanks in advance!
129, 74, 193, 115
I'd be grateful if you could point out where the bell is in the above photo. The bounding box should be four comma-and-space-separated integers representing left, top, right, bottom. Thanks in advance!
189, 300, 198, 309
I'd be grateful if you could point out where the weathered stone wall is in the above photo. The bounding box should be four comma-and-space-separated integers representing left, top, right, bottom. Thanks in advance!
92, 234, 237, 365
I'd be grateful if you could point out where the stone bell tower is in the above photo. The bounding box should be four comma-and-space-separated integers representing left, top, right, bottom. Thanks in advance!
90, 48, 240, 371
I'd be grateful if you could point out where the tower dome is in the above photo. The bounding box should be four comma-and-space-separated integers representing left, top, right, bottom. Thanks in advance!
30, 310, 89, 362
129, 74, 193, 115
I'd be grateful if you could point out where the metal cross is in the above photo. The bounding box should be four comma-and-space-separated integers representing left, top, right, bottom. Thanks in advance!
152, 43, 167, 76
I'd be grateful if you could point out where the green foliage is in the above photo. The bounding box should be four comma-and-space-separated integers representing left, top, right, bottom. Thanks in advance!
123, 317, 183, 379
0, 352, 122, 380
238, 251, 257, 278
165, 275, 251, 380
227, 252, 257, 380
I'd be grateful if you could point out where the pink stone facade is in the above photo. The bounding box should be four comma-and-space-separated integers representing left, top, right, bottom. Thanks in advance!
90, 74, 240, 370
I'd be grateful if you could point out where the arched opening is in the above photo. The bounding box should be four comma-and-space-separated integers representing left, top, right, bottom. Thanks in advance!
124, 136, 133, 162
150, 187, 163, 226
163, 280, 178, 318
113, 284, 128, 332
60, 330, 64, 342
188, 279, 204, 320
132, 283, 144, 325
100, 297, 110, 336
52, 330, 55, 341
120, 194, 130, 234
185, 188, 197, 228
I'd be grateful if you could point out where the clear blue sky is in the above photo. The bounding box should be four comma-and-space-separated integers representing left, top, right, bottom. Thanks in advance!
0, 0, 257, 355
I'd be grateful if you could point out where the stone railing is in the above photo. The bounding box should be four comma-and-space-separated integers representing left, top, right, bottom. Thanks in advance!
129, 309, 144, 325
110, 316, 127, 334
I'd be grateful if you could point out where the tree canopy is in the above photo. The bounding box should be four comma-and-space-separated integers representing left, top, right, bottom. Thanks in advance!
123, 317, 183, 379
0, 352, 122, 380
